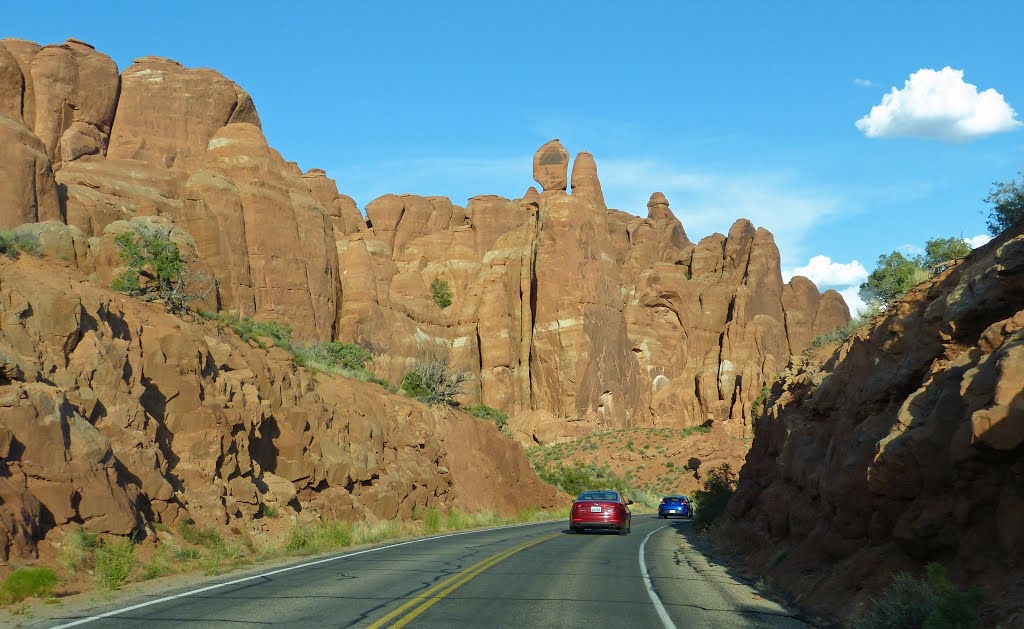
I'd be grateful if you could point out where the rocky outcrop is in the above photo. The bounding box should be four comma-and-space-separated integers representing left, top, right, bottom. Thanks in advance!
532, 139, 569, 192
0, 253, 560, 562
721, 227, 1024, 624
0, 39, 341, 341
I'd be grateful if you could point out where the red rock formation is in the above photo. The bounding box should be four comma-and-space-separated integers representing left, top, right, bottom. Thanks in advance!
0, 253, 560, 562
721, 227, 1024, 625
532, 139, 569, 192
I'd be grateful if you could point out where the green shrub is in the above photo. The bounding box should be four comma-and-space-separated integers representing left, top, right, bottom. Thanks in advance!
693, 463, 737, 531
464, 404, 508, 430
286, 521, 353, 554
751, 384, 770, 417
399, 352, 469, 406
0, 568, 58, 604
423, 507, 443, 533
0, 230, 42, 260
430, 278, 453, 308
535, 461, 631, 497
59, 527, 99, 574
141, 544, 176, 580
854, 563, 983, 629
94, 537, 135, 590
111, 226, 208, 314
178, 519, 223, 550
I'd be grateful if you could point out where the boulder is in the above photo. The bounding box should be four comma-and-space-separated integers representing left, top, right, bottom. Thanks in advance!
532, 139, 569, 192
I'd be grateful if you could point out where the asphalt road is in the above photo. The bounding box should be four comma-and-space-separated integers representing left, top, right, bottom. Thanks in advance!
48, 515, 807, 628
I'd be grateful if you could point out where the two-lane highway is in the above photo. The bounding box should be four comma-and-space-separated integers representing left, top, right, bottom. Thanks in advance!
49, 515, 807, 628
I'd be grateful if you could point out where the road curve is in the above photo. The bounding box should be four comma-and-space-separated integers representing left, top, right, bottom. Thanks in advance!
47, 515, 807, 628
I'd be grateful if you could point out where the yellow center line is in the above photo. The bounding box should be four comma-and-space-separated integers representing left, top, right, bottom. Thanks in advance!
368, 532, 559, 629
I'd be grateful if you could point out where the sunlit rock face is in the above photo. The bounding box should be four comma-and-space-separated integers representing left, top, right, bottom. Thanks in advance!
0, 38, 849, 437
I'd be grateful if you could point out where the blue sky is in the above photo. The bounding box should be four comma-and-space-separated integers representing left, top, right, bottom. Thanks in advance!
6, 1, 1023, 312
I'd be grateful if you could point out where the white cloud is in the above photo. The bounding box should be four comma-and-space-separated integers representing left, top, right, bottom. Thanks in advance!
783, 255, 868, 287
856, 67, 1021, 141
839, 287, 868, 317
965, 233, 993, 248
853, 78, 874, 88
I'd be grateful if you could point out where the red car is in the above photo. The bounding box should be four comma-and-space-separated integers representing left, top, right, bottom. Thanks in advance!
569, 490, 632, 535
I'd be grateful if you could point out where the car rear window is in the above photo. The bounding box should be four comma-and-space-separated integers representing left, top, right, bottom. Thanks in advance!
578, 491, 620, 501
664, 496, 684, 502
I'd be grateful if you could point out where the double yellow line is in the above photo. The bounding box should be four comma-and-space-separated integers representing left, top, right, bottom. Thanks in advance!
368, 532, 559, 629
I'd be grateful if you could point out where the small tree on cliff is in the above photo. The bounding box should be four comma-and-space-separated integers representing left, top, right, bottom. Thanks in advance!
984, 171, 1024, 236
111, 226, 208, 314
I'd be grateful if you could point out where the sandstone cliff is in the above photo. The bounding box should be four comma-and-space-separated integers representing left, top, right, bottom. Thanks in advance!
0, 252, 560, 563
721, 226, 1024, 624
0, 39, 850, 444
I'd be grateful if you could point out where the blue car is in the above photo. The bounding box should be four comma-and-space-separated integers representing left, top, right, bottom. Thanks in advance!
658, 495, 692, 519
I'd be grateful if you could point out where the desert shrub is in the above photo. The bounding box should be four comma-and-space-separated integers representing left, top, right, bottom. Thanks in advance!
422, 507, 444, 533
141, 544, 176, 580
464, 404, 508, 430
535, 461, 631, 497
750, 384, 770, 417
0, 230, 41, 260
854, 563, 982, 629
692, 463, 737, 531
430, 278, 453, 308
286, 521, 353, 554
111, 226, 208, 314
399, 351, 469, 406
94, 537, 135, 590
201, 312, 293, 349
0, 568, 58, 604
178, 519, 223, 550
293, 341, 375, 376
58, 527, 99, 574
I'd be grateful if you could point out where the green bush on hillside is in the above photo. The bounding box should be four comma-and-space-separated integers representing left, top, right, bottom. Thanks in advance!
465, 404, 508, 430
854, 563, 983, 629
399, 351, 469, 406
0, 229, 41, 260
431, 278, 453, 309
0, 567, 58, 604
111, 226, 208, 314
535, 461, 631, 497
94, 537, 135, 590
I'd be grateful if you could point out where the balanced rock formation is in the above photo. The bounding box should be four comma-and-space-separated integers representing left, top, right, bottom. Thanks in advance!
532, 139, 569, 192
721, 227, 1024, 625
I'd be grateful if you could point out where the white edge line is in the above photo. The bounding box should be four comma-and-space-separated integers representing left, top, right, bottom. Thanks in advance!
639, 525, 677, 629
50, 519, 559, 628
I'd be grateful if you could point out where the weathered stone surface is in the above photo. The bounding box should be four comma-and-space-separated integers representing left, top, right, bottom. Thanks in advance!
0, 253, 560, 561
0, 43, 24, 122
0, 115, 61, 227
721, 228, 1024, 626
532, 139, 569, 192
570, 151, 605, 207
107, 56, 260, 171
29, 40, 119, 167
302, 168, 365, 236
0, 39, 40, 128
184, 123, 338, 340
57, 158, 186, 235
